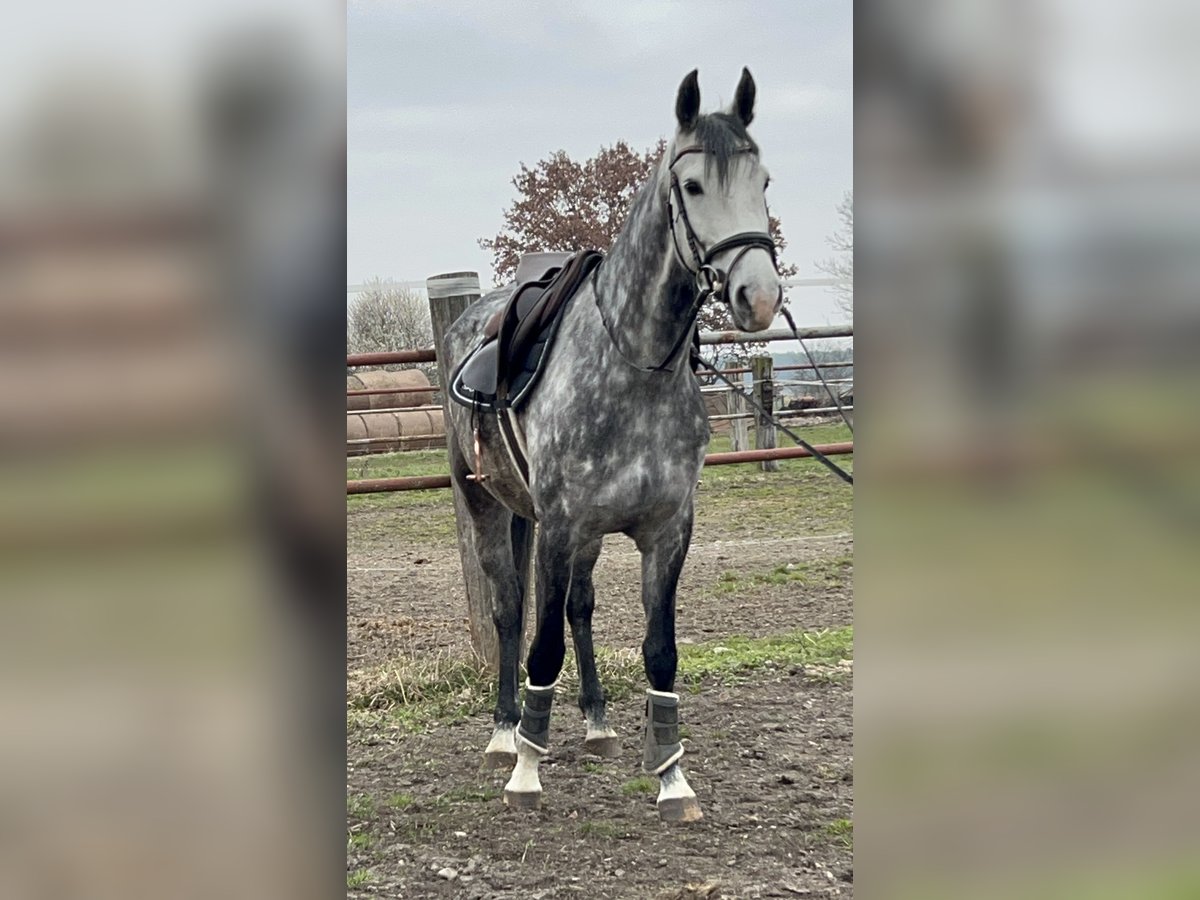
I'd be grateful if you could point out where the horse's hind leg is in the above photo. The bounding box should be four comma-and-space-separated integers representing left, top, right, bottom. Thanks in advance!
450, 448, 527, 769
504, 522, 573, 809
637, 509, 703, 823
567, 539, 619, 756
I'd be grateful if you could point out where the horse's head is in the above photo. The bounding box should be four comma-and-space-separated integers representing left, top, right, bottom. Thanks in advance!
667, 68, 782, 333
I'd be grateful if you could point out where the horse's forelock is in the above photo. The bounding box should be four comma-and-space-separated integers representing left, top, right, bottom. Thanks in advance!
690, 112, 758, 186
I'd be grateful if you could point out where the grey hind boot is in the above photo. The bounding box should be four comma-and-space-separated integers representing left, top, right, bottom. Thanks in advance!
642, 689, 701, 821
643, 689, 684, 774
504, 680, 556, 809
517, 680, 556, 754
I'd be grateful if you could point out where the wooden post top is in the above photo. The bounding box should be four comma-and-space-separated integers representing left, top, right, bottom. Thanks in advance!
427, 271, 481, 300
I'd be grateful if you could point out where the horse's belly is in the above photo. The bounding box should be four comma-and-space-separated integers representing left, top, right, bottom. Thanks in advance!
550, 453, 698, 536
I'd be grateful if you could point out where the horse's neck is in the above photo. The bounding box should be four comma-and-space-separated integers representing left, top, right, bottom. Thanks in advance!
594, 170, 696, 370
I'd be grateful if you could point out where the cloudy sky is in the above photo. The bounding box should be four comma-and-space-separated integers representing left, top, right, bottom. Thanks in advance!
348, 1, 851, 324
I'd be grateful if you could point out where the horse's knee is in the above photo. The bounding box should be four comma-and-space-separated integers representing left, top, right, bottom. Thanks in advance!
566, 595, 594, 629
491, 594, 523, 634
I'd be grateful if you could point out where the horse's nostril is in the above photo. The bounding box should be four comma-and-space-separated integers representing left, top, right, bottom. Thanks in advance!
775, 285, 783, 310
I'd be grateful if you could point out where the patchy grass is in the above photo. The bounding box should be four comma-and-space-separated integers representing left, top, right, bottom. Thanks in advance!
579, 820, 630, 839
385, 792, 414, 809
824, 818, 853, 849
714, 556, 853, 595
347, 831, 374, 851
677, 627, 852, 690
582, 760, 604, 774
347, 649, 493, 730
620, 775, 658, 796
347, 868, 372, 888
346, 627, 852, 733
347, 793, 376, 819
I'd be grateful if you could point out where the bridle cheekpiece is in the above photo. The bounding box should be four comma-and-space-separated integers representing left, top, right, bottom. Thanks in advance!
666, 145, 778, 308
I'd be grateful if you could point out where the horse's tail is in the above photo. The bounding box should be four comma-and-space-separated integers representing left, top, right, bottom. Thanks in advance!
510, 514, 535, 610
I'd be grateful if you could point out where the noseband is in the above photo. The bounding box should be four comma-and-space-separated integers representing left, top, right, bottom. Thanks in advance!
667, 145, 778, 307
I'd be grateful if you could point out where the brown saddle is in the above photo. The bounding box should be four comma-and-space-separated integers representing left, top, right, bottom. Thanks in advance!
451, 249, 603, 411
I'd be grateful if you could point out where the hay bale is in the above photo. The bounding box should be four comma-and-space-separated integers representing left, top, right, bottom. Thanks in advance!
346, 409, 445, 455
346, 368, 434, 411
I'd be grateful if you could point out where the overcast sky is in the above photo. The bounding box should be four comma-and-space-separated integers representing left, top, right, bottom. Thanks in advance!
348, 1, 852, 325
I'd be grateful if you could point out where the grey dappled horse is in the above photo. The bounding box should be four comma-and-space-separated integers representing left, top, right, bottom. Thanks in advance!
442, 68, 781, 822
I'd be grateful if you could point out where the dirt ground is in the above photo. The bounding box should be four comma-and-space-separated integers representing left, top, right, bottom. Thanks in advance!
347, 463, 853, 899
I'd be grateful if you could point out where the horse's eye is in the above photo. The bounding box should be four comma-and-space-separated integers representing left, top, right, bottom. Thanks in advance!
684, 180, 703, 196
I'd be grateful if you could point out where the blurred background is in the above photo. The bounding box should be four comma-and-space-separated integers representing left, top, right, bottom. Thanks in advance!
0, 2, 344, 898
857, 1, 1200, 897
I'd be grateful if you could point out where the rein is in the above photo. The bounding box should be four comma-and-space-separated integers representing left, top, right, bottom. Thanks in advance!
695, 356, 855, 485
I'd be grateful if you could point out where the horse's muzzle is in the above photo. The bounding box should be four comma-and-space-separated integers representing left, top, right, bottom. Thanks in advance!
735, 283, 782, 332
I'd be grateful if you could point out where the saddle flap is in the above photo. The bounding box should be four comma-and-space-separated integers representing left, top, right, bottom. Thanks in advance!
457, 339, 500, 395
514, 284, 548, 320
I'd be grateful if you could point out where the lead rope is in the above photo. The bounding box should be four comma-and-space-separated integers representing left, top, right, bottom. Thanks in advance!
695, 356, 854, 485
779, 305, 854, 435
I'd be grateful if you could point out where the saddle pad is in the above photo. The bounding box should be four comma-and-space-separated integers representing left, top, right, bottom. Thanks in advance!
450, 250, 603, 412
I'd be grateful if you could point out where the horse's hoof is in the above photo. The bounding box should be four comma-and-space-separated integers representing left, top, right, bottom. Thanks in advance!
657, 796, 704, 823
482, 750, 517, 770
582, 735, 620, 758
503, 789, 542, 810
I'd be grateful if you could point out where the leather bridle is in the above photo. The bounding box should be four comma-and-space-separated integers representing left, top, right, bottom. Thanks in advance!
667, 145, 779, 308
596, 143, 780, 373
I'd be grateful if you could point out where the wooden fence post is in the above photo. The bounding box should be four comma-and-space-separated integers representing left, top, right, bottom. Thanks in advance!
427, 272, 501, 672
725, 360, 749, 452
751, 354, 778, 472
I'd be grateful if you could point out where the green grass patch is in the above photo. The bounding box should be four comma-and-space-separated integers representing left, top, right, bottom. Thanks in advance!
347, 868, 372, 888
347, 831, 374, 851
385, 792, 414, 809
582, 760, 604, 773
579, 820, 630, 839
714, 556, 852, 595
677, 626, 852, 688
824, 818, 853, 849
620, 775, 658, 796
347, 793, 376, 819
347, 627, 852, 731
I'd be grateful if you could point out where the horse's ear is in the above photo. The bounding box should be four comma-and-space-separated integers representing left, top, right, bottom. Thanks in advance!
676, 69, 700, 131
732, 67, 756, 126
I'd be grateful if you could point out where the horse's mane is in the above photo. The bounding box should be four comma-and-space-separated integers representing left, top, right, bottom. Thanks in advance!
688, 112, 759, 186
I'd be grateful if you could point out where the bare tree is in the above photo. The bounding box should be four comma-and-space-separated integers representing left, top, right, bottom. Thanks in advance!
815, 190, 853, 315
348, 278, 437, 382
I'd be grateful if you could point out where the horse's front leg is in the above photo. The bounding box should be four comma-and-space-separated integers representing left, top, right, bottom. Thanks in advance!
637, 508, 703, 822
